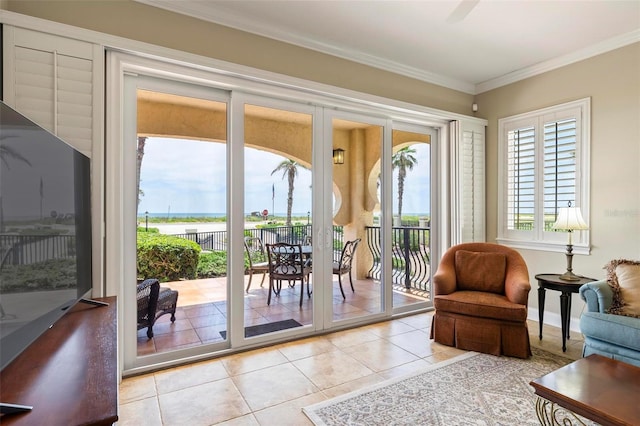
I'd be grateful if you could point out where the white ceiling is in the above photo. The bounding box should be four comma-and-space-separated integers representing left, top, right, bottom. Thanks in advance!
136, 0, 640, 94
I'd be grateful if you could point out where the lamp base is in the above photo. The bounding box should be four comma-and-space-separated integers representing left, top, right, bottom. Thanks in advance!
558, 271, 581, 282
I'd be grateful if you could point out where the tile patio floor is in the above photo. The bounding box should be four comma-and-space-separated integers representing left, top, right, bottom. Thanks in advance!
138, 275, 429, 355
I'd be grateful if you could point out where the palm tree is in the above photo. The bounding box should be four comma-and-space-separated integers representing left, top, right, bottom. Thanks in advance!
1, 143, 31, 169
136, 136, 147, 215
271, 159, 301, 226
392, 146, 418, 223
1, 142, 32, 233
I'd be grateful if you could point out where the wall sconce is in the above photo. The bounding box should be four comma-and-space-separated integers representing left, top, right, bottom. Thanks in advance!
552, 203, 588, 281
333, 148, 344, 165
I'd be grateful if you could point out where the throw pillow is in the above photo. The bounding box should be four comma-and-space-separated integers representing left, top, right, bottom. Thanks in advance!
455, 250, 507, 294
604, 259, 640, 318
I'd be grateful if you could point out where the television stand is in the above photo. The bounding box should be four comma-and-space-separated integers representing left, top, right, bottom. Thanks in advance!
0, 296, 117, 425
0, 403, 33, 415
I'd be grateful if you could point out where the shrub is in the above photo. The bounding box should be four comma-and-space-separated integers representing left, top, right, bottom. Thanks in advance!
137, 226, 159, 233
0, 259, 77, 293
137, 232, 201, 281
197, 251, 228, 278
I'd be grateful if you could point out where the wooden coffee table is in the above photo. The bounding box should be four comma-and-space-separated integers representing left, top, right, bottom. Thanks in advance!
530, 354, 640, 426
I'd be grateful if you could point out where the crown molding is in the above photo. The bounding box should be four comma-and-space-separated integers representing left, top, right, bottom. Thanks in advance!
134, 0, 476, 94
475, 29, 640, 94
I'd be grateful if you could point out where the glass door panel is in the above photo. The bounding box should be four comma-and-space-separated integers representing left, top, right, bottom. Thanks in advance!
391, 126, 434, 312
135, 89, 228, 357
331, 117, 384, 322
242, 102, 314, 339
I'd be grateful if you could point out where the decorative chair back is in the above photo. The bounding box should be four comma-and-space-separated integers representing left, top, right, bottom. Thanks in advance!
266, 242, 305, 279
265, 242, 312, 306
244, 236, 267, 268
339, 238, 361, 271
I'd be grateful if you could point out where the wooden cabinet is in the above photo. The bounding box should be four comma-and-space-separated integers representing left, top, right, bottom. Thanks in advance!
0, 297, 118, 425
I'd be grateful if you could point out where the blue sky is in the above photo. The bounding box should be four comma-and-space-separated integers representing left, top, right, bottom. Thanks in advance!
138, 138, 430, 216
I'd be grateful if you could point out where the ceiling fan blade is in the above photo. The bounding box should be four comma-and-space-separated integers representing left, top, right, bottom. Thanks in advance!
446, 0, 480, 23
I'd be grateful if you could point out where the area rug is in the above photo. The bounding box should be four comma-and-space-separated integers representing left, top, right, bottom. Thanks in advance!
219, 318, 302, 339
303, 347, 598, 426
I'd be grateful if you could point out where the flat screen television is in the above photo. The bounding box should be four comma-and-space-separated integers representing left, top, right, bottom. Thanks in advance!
0, 101, 93, 391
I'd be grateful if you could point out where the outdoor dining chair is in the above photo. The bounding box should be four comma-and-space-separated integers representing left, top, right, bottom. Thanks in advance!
333, 238, 361, 299
244, 236, 269, 292
265, 242, 312, 307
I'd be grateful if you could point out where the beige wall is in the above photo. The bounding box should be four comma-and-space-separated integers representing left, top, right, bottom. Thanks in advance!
5, 1, 639, 322
477, 43, 640, 317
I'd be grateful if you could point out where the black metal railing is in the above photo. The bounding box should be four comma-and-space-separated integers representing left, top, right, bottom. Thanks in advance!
172, 224, 320, 251
0, 234, 76, 265
365, 226, 431, 292
170, 224, 430, 293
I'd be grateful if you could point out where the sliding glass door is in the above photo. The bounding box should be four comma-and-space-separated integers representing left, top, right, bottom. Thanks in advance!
122, 75, 232, 370
391, 123, 436, 314
237, 96, 317, 341
327, 112, 388, 324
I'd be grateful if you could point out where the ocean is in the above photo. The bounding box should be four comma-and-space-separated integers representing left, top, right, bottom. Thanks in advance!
139, 212, 311, 218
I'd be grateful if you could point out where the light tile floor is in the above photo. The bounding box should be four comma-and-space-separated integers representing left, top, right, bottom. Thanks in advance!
120, 314, 585, 426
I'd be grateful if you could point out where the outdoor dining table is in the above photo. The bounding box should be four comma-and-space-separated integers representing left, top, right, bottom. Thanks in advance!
271, 245, 313, 257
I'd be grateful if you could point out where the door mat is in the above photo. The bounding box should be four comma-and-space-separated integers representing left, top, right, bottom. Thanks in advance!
219, 318, 303, 339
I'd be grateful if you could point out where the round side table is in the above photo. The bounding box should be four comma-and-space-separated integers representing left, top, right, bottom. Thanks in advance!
535, 273, 596, 352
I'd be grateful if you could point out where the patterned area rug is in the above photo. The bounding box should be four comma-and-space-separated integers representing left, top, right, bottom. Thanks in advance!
303, 348, 599, 426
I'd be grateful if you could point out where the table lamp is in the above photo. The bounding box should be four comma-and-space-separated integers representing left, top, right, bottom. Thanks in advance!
552, 204, 588, 281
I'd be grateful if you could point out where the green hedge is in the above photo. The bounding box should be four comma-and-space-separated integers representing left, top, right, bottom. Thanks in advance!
0, 259, 77, 293
197, 251, 228, 278
137, 232, 201, 281
137, 226, 160, 233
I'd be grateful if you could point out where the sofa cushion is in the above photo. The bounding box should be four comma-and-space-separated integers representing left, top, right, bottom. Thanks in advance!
433, 291, 527, 322
605, 259, 640, 318
455, 250, 506, 294
580, 311, 640, 352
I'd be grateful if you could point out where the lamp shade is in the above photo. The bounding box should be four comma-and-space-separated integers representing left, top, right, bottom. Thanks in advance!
552, 207, 588, 231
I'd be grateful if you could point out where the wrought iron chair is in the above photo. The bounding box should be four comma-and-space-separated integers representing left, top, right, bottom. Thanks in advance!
302, 234, 312, 246
244, 236, 269, 292
136, 278, 179, 338
265, 242, 312, 307
333, 238, 361, 299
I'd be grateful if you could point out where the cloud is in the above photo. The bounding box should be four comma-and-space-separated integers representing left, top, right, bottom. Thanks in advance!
139, 137, 429, 216
139, 138, 312, 215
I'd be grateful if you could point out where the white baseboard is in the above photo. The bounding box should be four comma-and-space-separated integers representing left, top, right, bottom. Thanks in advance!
527, 307, 582, 334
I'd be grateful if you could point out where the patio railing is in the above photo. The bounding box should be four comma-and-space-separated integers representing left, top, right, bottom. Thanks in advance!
173, 225, 349, 261
0, 234, 76, 265
365, 226, 431, 292
171, 224, 431, 293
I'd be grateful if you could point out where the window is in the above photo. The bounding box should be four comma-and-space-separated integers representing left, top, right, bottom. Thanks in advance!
497, 98, 590, 253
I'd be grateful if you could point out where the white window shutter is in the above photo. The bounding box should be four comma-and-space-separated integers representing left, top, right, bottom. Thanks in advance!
3, 27, 98, 158
452, 120, 486, 243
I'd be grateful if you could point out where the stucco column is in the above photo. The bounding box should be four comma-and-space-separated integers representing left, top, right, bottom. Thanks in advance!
344, 128, 375, 280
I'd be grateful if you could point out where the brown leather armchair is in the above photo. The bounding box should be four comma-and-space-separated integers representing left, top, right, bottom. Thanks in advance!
430, 243, 532, 358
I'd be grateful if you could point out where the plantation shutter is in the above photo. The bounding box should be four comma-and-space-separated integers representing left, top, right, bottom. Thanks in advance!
3, 26, 101, 158
543, 118, 577, 230
453, 120, 485, 243
506, 126, 535, 231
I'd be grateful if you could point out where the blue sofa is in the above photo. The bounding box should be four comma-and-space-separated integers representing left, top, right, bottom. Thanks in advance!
579, 280, 640, 367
